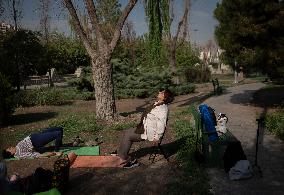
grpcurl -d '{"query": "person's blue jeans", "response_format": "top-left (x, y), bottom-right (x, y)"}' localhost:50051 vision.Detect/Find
top-left (30, 127), bottom-right (63, 153)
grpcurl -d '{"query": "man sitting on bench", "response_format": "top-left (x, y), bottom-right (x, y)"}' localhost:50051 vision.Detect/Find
top-left (2, 127), bottom-right (65, 159)
top-left (112, 89), bottom-right (174, 168)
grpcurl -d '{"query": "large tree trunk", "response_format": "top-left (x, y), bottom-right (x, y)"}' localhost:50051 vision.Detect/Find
top-left (92, 53), bottom-right (116, 120)
top-left (64, 0), bottom-right (137, 120)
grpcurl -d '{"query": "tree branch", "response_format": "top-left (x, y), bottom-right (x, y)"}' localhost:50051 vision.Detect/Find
top-left (173, 0), bottom-right (189, 47)
top-left (84, 0), bottom-right (107, 48)
top-left (63, 0), bottom-right (96, 59)
top-left (109, 0), bottom-right (138, 52)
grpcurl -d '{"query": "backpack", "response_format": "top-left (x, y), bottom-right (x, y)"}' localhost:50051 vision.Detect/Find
top-left (199, 104), bottom-right (218, 141)
top-left (51, 154), bottom-right (70, 192)
top-left (223, 141), bottom-right (247, 172)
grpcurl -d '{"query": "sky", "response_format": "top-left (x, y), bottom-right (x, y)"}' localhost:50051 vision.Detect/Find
top-left (2, 0), bottom-right (220, 46)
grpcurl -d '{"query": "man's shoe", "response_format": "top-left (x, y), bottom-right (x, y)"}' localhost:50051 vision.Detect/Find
top-left (123, 159), bottom-right (140, 169)
top-left (73, 136), bottom-right (84, 146)
top-left (110, 150), bottom-right (118, 156)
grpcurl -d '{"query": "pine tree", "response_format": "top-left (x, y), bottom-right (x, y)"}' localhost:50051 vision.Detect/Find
top-left (214, 0), bottom-right (284, 80)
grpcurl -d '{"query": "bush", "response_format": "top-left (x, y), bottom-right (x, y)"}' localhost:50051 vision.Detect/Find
top-left (184, 67), bottom-right (211, 83)
top-left (170, 84), bottom-right (195, 96)
top-left (15, 87), bottom-right (64, 107)
top-left (115, 69), bottom-right (195, 99)
top-left (0, 73), bottom-right (15, 124)
top-left (265, 110), bottom-right (284, 141)
top-left (67, 75), bottom-right (94, 92)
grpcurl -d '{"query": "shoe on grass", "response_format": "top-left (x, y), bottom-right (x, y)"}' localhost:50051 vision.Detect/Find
top-left (110, 150), bottom-right (118, 156)
top-left (73, 136), bottom-right (84, 146)
top-left (123, 159), bottom-right (140, 169)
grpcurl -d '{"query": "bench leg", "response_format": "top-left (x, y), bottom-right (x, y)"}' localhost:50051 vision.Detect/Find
top-left (149, 143), bottom-right (169, 163)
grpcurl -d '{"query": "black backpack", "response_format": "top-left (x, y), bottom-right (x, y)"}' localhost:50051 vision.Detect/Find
top-left (223, 141), bottom-right (247, 172)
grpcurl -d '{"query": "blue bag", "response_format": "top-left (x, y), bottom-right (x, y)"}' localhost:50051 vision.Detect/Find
top-left (199, 104), bottom-right (218, 142)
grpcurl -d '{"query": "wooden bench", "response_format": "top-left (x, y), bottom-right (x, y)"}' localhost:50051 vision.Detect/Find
top-left (190, 105), bottom-right (239, 167)
top-left (212, 78), bottom-right (222, 95)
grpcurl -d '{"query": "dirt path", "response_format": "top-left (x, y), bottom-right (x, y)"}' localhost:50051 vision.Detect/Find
top-left (203, 83), bottom-right (284, 194)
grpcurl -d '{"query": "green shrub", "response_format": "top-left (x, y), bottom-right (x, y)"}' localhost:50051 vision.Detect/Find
top-left (265, 110), bottom-right (284, 140)
top-left (67, 75), bottom-right (94, 92)
top-left (170, 84), bottom-right (195, 96)
top-left (184, 67), bottom-right (211, 83)
top-left (0, 73), bottom-right (15, 124)
top-left (59, 87), bottom-right (95, 101)
top-left (15, 87), bottom-right (64, 107)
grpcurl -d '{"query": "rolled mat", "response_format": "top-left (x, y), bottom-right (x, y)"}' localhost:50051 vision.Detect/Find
top-left (70, 156), bottom-right (124, 168)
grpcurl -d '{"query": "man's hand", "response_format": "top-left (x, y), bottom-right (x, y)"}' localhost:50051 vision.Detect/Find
top-left (152, 139), bottom-right (159, 146)
top-left (54, 152), bottom-right (63, 156)
top-left (39, 151), bottom-right (62, 158)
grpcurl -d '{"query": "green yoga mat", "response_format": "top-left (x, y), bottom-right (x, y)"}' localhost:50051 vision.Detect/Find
top-left (60, 146), bottom-right (100, 156)
top-left (5, 146), bottom-right (100, 161)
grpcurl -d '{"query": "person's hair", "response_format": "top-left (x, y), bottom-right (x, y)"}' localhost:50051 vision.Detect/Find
top-left (159, 88), bottom-right (174, 104)
top-left (2, 149), bottom-right (14, 159)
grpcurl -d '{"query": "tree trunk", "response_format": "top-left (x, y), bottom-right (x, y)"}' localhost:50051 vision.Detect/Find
top-left (92, 53), bottom-right (116, 120)
top-left (169, 44), bottom-right (180, 84)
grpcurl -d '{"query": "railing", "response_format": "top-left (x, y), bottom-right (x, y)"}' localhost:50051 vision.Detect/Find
top-left (22, 74), bottom-right (77, 86)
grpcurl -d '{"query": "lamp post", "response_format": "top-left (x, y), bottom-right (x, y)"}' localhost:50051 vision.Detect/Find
top-left (193, 29), bottom-right (198, 47)
top-left (234, 59), bottom-right (238, 84)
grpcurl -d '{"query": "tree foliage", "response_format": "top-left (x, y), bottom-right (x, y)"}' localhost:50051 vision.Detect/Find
top-left (0, 72), bottom-right (14, 124)
top-left (144, 0), bottom-right (169, 65)
top-left (95, 0), bottom-right (122, 41)
top-left (38, 33), bottom-right (90, 75)
top-left (214, 0), bottom-right (284, 80)
top-left (0, 30), bottom-right (43, 89)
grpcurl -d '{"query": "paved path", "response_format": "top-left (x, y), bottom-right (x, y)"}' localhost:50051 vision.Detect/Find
top-left (203, 82), bottom-right (284, 195)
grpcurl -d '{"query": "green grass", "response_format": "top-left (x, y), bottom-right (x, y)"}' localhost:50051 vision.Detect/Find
top-left (167, 107), bottom-right (210, 195)
top-left (265, 109), bottom-right (284, 141)
top-left (48, 112), bottom-right (103, 142)
top-left (106, 122), bottom-right (137, 131)
top-left (0, 109), bottom-right (136, 147)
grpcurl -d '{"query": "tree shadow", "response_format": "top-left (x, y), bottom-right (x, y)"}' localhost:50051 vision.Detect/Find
top-left (229, 90), bottom-right (256, 105)
top-left (177, 93), bottom-right (214, 107)
top-left (6, 112), bottom-right (58, 126)
top-left (119, 98), bottom-right (153, 117)
top-left (130, 137), bottom-right (187, 160)
top-left (251, 86), bottom-right (284, 108)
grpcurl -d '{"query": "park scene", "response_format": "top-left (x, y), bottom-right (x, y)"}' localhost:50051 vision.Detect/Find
top-left (0, 0), bottom-right (284, 194)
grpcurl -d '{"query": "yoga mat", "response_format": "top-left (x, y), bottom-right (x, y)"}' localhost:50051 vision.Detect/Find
top-left (71, 156), bottom-right (124, 168)
top-left (60, 146), bottom-right (100, 156)
top-left (5, 146), bottom-right (100, 161)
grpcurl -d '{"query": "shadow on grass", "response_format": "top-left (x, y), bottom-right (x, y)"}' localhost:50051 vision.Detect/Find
top-left (130, 137), bottom-right (187, 160)
top-left (252, 86), bottom-right (284, 108)
top-left (7, 112), bottom-right (58, 126)
top-left (119, 99), bottom-right (153, 117)
top-left (176, 93), bottom-right (214, 107)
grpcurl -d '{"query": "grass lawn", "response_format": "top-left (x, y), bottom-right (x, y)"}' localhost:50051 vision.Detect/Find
top-left (0, 93), bottom-right (211, 194)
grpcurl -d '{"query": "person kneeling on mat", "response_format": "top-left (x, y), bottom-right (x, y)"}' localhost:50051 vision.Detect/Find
top-left (2, 127), bottom-right (65, 159)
